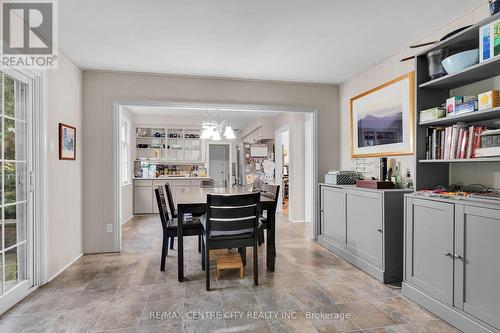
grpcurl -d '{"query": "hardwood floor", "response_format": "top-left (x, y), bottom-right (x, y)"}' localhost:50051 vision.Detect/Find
top-left (0, 214), bottom-right (459, 332)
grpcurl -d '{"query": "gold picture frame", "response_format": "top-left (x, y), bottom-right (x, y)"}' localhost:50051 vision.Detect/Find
top-left (350, 72), bottom-right (415, 158)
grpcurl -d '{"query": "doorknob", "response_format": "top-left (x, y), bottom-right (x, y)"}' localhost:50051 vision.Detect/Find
top-left (454, 254), bottom-right (463, 260)
top-left (377, 228), bottom-right (383, 233)
top-left (444, 251), bottom-right (453, 257)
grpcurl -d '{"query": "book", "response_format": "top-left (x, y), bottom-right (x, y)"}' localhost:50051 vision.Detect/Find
top-left (440, 130), bottom-right (445, 160)
top-left (450, 125), bottom-right (458, 159)
top-left (456, 128), bottom-right (465, 159)
top-left (466, 125), bottom-right (475, 158)
top-left (459, 130), bottom-right (469, 159)
top-left (444, 126), bottom-right (452, 159)
top-left (471, 127), bottom-right (485, 158)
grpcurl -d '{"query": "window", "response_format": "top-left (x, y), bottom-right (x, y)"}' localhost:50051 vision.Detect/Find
top-left (120, 119), bottom-right (130, 184)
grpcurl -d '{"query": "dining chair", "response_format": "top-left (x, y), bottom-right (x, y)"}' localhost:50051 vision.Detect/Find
top-left (258, 184), bottom-right (280, 246)
top-left (154, 186), bottom-right (202, 271)
top-left (164, 183), bottom-right (202, 252)
top-left (200, 192), bottom-right (261, 290)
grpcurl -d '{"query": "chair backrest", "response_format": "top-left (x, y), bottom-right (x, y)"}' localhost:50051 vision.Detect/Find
top-left (261, 183), bottom-right (280, 201)
top-left (164, 183), bottom-right (176, 217)
top-left (154, 186), bottom-right (171, 231)
top-left (206, 192), bottom-right (260, 237)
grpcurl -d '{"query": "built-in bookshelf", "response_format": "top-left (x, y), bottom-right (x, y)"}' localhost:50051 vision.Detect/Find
top-left (415, 12), bottom-right (500, 190)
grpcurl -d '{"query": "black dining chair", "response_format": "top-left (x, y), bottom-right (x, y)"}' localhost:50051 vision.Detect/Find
top-left (164, 183), bottom-right (202, 252)
top-left (258, 184), bottom-right (280, 246)
top-left (201, 192), bottom-right (261, 290)
top-left (154, 186), bottom-right (203, 271)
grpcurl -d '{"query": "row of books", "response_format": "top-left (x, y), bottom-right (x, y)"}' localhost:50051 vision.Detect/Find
top-left (425, 124), bottom-right (485, 160)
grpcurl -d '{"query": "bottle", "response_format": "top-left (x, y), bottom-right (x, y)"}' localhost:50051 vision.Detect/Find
top-left (393, 164), bottom-right (401, 188)
top-left (405, 169), bottom-right (413, 189)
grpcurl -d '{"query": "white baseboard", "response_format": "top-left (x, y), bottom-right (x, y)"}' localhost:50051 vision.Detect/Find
top-left (121, 214), bottom-right (134, 225)
top-left (46, 253), bottom-right (83, 283)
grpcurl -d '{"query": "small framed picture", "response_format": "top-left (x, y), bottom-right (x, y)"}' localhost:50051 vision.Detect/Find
top-left (59, 123), bottom-right (76, 160)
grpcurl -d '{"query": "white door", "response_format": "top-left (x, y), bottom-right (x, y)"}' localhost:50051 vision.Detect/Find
top-left (209, 144), bottom-right (229, 187)
top-left (0, 70), bottom-right (34, 312)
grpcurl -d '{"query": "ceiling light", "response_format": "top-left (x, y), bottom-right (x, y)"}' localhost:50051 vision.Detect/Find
top-left (201, 126), bottom-right (214, 139)
top-left (212, 131), bottom-right (221, 141)
top-left (224, 126), bottom-right (235, 139)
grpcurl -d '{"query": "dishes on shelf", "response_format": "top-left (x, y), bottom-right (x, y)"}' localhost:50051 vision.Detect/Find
top-left (441, 49), bottom-right (479, 74)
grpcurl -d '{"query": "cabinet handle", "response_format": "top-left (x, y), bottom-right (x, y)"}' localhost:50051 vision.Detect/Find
top-left (454, 254), bottom-right (463, 260)
top-left (320, 209), bottom-right (324, 213)
top-left (444, 251), bottom-right (453, 257)
top-left (377, 228), bottom-right (383, 233)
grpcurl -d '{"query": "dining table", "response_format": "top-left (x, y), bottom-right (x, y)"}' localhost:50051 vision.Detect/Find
top-left (175, 186), bottom-right (277, 282)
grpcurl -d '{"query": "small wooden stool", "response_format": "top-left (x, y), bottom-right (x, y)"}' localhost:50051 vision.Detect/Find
top-left (216, 253), bottom-right (244, 279)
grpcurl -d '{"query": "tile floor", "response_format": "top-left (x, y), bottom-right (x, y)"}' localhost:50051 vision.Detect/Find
top-left (0, 214), bottom-right (460, 333)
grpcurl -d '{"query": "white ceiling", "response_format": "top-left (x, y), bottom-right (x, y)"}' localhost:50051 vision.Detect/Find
top-left (124, 105), bottom-right (282, 130)
top-left (59, 0), bottom-right (484, 84)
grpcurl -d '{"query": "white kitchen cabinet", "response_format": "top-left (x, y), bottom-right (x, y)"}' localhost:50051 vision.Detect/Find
top-left (134, 187), bottom-right (153, 214)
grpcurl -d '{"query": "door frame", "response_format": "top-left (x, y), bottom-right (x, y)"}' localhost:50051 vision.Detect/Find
top-left (0, 67), bottom-right (46, 314)
top-left (274, 125), bottom-right (289, 214)
top-left (207, 142), bottom-right (232, 187)
top-left (112, 100), bottom-right (320, 252)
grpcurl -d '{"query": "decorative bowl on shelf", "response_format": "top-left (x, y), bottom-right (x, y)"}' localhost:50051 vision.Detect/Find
top-left (441, 49), bottom-right (479, 75)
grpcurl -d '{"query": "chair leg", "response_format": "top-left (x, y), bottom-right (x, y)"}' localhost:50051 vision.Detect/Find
top-left (258, 229), bottom-right (264, 245)
top-left (198, 235), bottom-right (201, 253)
top-left (160, 235), bottom-right (168, 271)
top-left (238, 248), bottom-right (247, 266)
top-left (201, 238), bottom-right (206, 271)
top-left (205, 244), bottom-right (210, 291)
top-left (253, 243), bottom-right (258, 286)
top-left (169, 236), bottom-right (174, 250)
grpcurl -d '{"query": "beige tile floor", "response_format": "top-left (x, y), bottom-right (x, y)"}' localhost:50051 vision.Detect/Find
top-left (0, 214), bottom-right (460, 333)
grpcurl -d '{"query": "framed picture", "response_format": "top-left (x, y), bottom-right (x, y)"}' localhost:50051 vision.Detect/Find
top-left (59, 123), bottom-right (76, 160)
top-left (350, 72), bottom-right (415, 158)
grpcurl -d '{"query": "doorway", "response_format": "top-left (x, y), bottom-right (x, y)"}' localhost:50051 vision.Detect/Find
top-left (208, 144), bottom-right (230, 187)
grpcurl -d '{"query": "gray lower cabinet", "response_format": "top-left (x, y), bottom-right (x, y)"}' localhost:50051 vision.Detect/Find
top-left (318, 184), bottom-right (411, 283)
top-left (403, 195), bottom-right (500, 333)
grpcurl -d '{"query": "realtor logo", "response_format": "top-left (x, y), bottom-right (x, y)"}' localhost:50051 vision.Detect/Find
top-left (1, 0), bottom-right (58, 68)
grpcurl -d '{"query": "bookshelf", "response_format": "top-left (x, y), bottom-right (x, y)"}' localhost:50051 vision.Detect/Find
top-left (414, 12), bottom-right (500, 190)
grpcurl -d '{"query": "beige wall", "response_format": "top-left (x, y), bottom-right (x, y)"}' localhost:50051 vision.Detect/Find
top-left (82, 71), bottom-right (339, 253)
top-left (339, 2), bottom-right (491, 181)
top-left (46, 53), bottom-right (83, 278)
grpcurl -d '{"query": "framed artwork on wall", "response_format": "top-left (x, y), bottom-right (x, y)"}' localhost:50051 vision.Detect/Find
top-left (350, 72), bottom-right (415, 158)
top-left (59, 123), bottom-right (76, 160)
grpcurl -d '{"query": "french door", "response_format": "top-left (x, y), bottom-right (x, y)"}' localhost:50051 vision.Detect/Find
top-left (0, 69), bottom-right (34, 312)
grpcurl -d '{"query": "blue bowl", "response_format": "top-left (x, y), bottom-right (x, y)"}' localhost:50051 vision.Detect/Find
top-left (441, 49), bottom-right (479, 74)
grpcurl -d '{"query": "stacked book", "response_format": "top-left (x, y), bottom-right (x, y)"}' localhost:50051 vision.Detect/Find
top-left (425, 124), bottom-right (486, 160)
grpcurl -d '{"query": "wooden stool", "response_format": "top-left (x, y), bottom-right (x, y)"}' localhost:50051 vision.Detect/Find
top-left (216, 253), bottom-right (244, 279)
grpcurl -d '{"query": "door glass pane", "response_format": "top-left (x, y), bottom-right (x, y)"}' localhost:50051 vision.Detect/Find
top-left (4, 203), bottom-right (27, 249)
top-left (4, 162), bottom-right (27, 205)
top-left (3, 75), bottom-right (15, 118)
top-left (5, 244), bottom-right (26, 292)
top-left (5, 118), bottom-right (27, 161)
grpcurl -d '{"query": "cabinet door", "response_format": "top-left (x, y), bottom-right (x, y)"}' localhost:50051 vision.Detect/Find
top-left (454, 205), bottom-right (500, 329)
top-left (134, 187), bottom-right (153, 214)
top-left (405, 198), bottom-right (454, 305)
top-left (320, 186), bottom-right (346, 247)
top-left (346, 191), bottom-right (383, 268)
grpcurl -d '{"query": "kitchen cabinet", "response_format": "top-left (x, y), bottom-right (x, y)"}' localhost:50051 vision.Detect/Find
top-left (133, 178), bottom-right (208, 214)
top-left (318, 184), bottom-right (411, 283)
top-left (243, 126), bottom-right (274, 143)
top-left (134, 187), bottom-right (154, 214)
top-left (403, 194), bottom-right (500, 333)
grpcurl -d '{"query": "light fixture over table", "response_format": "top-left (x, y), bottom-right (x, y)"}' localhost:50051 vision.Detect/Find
top-left (201, 120), bottom-right (235, 140)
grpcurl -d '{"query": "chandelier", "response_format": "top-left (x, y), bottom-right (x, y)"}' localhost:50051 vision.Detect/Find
top-left (201, 120), bottom-right (235, 140)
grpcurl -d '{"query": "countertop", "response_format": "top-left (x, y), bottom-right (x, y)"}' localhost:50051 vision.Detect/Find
top-left (133, 176), bottom-right (212, 180)
top-left (319, 183), bottom-right (414, 193)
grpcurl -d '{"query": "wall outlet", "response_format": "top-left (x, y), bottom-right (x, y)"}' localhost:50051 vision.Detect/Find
top-left (106, 224), bottom-right (113, 233)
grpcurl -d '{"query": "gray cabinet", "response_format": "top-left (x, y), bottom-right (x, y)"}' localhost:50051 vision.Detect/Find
top-left (320, 186), bottom-right (346, 247)
top-left (134, 187), bottom-right (153, 214)
top-left (405, 198), bottom-right (454, 306)
top-left (455, 205), bottom-right (500, 330)
top-left (403, 194), bottom-right (500, 333)
top-left (318, 184), bottom-right (411, 283)
top-left (346, 190), bottom-right (383, 268)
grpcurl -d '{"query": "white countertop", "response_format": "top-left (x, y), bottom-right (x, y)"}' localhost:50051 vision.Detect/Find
top-left (134, 176), bottom-right (212, 180)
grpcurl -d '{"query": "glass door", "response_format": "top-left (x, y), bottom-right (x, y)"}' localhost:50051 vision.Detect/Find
top-left (0, 70), bottom-right (33, 309)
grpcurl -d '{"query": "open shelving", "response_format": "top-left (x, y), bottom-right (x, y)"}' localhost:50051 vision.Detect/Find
top-left (414, 12), bottom-right (500, 190)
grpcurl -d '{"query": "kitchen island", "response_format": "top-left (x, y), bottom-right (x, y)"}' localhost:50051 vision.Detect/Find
top-left (133, 176), bottom-right (212, 214)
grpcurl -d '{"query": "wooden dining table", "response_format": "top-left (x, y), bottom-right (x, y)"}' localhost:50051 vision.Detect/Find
top-left (175, 186), bottom-right (277, 282)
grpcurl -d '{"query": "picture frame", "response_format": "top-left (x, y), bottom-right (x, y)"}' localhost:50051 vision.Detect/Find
top-left (350, 72), bottom-right (415, 158)
top-left (59, 123), bottom-right (76, 160)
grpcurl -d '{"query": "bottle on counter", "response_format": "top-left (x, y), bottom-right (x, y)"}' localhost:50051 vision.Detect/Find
top-left (392, 163), bottom-right (401, 188)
